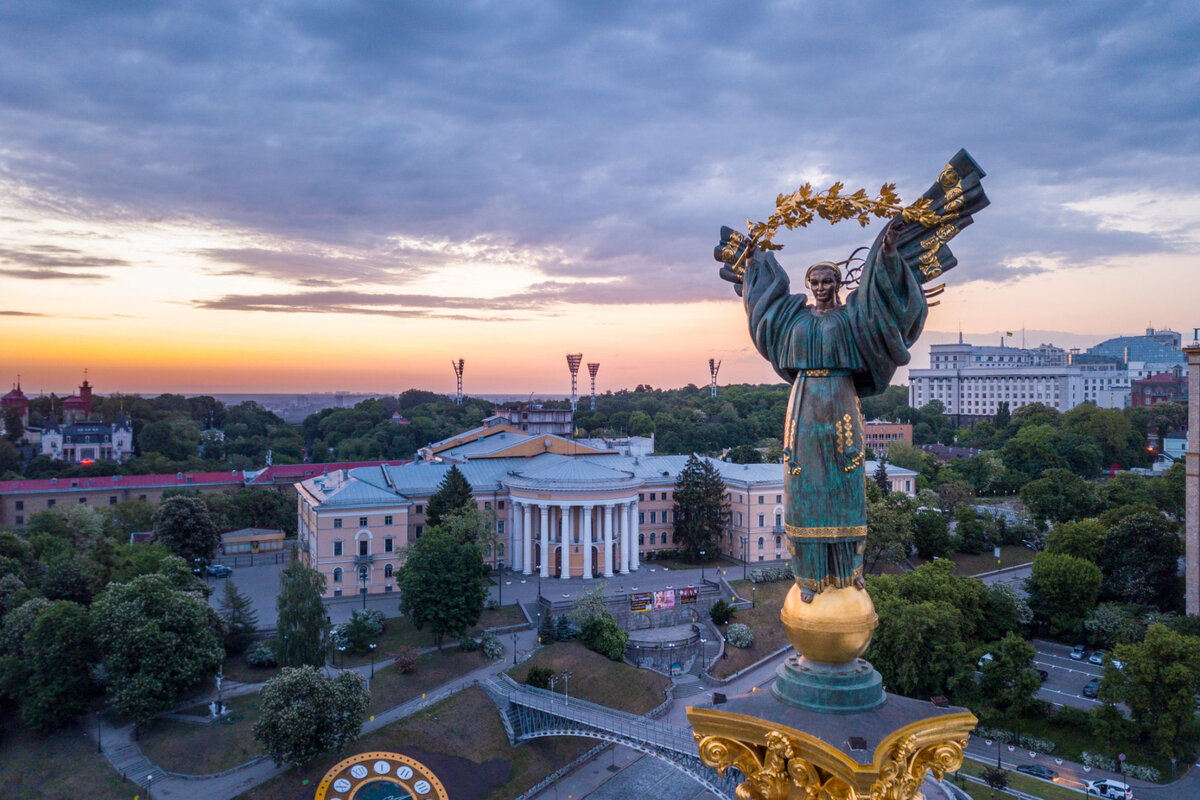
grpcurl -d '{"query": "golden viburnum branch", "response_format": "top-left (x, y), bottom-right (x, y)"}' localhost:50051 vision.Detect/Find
top-left (745, 182), bottom-right (943, 251)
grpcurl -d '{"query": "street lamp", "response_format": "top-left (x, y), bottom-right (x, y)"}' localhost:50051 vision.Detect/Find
top-left (146, 774), bottom-right (154, 800)
top-left (369, 643), bottom-right (377, 679)
top-left (512, 633), bottom-right (519, 665)
top-left (699, 550), bottom-right (706, 584)
top-left (751, 585), bottom-right (756, 609)
top-left (337, 645), bottom-right (347, 670)
top-left (360, 568), bottom-right (368, 609)
top-left (561, 669), bottom-right (572, 705)
top-left (739, 536), bottom-right (747, 581)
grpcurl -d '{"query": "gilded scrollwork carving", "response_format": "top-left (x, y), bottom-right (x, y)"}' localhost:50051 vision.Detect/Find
top-left (869, 734), bottom-right (967, 800)
top-left (697, 730), bottom-right (867, 800)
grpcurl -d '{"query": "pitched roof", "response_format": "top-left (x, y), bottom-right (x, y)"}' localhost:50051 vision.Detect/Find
top-left (246, 460), bottom-right (407, 485)
top-left (0, 470), bottom-right (244, 494)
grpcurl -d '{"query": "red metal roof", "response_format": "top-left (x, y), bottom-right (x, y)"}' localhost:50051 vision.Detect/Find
top-left (0, 470), bottom-right (244, 494)
top-left (247, 460), bottom-right (409, 484)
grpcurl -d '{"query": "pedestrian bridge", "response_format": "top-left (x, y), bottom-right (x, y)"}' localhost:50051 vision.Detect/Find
top-left (480, 675), bottom-right (741, 798)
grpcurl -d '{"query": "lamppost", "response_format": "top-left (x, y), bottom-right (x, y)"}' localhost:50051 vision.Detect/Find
top-left (699, 550), bottom-right (706, 584)
top-left (146, 774), bottom-right (154, 800)
top-left (739, 536), bottom-right (748, 580)
top-left (369, 643), bottom-right (377, 679)
top-left (337, 645), bottom-right (347, 670)
top-left (95, 710), bottom-right (102, 753)
top-left (496, 549), bottom-right (503, 606)
top-left (512, 633), bottom-right (519, 665)
top-left (751, 585), bottom-right (756, 609)
top-left (360, 568), bottom-right (368, 610)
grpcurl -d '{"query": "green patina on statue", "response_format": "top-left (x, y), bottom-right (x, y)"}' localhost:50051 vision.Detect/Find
top-left (716, 149), bottom-right (989, 605)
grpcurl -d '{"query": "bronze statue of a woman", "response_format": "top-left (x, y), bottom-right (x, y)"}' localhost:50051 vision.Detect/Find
top-left (714, 150), bottom-right (988, 683)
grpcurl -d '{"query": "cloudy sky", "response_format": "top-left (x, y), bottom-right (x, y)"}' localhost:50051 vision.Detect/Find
top-left (1, 0), bottom-right (1196, 394)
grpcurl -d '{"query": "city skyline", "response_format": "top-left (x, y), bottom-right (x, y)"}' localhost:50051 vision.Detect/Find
top-left (2, 2), bottom-right (1197, 393)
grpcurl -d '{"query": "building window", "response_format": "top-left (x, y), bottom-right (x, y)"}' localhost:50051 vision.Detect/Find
top-left (334, 588), bottom-right (342, 597)
top-left (334, 518), bottom-right (343, 529)
top-left (758, 496), bottom-right (764, 504)
top-left (14, 501), bottom-right (22, 510)
top-left (638, 493), bottom-right (644, 502)
top-left (497, 520), bottom-right (505, 534)
top-left (47, 499), bottom-right (55, 508)
top-left (79, 497), bottom-right (87, 504)
top-left (737, 512), bottom-right (743, 526)
top-left (15, 516), bottom-right (23, 525)
top-left (649, 511), bottom-right (657, 523)
top-left (359, 540), bottom-right (369, 556)
top-left (385, 515), bottom-right (393, 525)
top-left (333, 567), bottom-right (343, 583)
top-left (139, 494), bottom-right (147, 501)
top-left (638, 533), bottom-right (645, 545)
top-left (359, 565), bottom-right (368, 583)
top-left (776, 495), bottom-right (781, 503)
top-left (415, 525), bottom-right (423, 538)
top-left (385, 564), bottom-right (393, 578)
top-left (359, 517), bottom-right (368, 527)
top-left (758, 536), bottom-right (764, 548)
top-left (775, 535), bottom-right (782, 547)
top-left (385, 537), bottom-right (394, 553)
top-left (775, 513), bottom-right (781, 527)
top-left (415, 504), bottom-right (423, 514)
top-left (498, 500), bottom-right (505, 510)
top-left (639, 512), bottom-right (645, 524)
top-left (649, 492), bottom-right (656, 501)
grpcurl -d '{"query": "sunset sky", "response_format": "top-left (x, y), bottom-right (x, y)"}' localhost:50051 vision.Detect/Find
top-left (1, 2), bottom-right (1197, 396)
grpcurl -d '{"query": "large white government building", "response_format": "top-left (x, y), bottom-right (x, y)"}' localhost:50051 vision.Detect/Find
top-left (295, 418), bottom-right (917, 598)
top-left (908, 329), bottom-right (1188, 420)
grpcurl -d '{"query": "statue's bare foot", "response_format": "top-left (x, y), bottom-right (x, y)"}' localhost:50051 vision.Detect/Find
top-left (854, 576), bottom-right (866, 589)
top-left (800, 589), bottom-right (814, 603)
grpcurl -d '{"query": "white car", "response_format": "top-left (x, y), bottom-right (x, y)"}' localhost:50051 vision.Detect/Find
top-left (1086, 779), bottom-right (1133, 799)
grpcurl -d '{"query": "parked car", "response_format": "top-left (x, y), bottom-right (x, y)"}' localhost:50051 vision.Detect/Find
top-left (1088, 649), bottom-right (1107, 666)
top-left (1069, 644), bottom-right (1088, 660)
top-left (1082, 677), bottom-right (1101, 698)
top-left (207, 564), bottom-right (234, 578)
top-left (1016, 764), bottom-right (1058, 781)
top-left (1086, 778), bottom-right (1133, 798)
top-left (1036, 668), bottom-right (1049, 683)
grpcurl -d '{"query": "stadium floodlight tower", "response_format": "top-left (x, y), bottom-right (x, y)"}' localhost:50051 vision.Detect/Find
top-left (709, 358), bottom-right (721, 398)
top-left (566, 354), bottom-right (583, 411)
top-left (451, 359), bottom-right (465, 405)
top-left (587, 363), bottom-right (600, 411)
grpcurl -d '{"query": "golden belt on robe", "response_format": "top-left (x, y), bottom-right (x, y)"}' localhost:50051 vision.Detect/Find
top-left (785, 524), bottom-right (868, 539)
top-left (796, 368), bottom-right (851, 377)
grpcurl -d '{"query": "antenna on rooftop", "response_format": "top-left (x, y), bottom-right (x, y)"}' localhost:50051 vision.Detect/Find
top-left (586, 363), bottom-right (600, 411)
top-left (566, 354), bottom-right (583, 411)
top-left (451, 359), bottom-right (465, 405)
top-left (709, 358), bottom-right (721, 398)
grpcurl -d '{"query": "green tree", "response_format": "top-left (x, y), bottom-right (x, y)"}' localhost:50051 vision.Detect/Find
top-left (979, 632), bottom-right (1040, 724)
top-left (672, 455), bottom-right (729, 562)
top-left (864, 492), bottom-right (914, 573)
top-left (275, 562), bottom-right (329, 667)
top-left (217, 580), bottom-right (259, 653)
top-left (253, 666), bottom-right (369, 767)
top-left (952, 506), bottom-right (992, 555)
top-left (1044, 518), bottom-right (1104, 563)
top-left (628, 410), bottom-right (655, 437)
top-left (425, 465), bottom-right (473, 529)
top-left (725, 444), bottom-right (763, 464)
top-left (152, 494), bottom-right (221, 566)
top-left (1105, 624), bottom-right (1200, 759)
top-left (1097, 511), bottom-right (1181, 609)
top-left (911, 509), bottom-right (951, 559)
top-left (396, 530), bottom-right (485, 649)
top-left (0, 600), bottom-right (95, 731)
top-left (865, 595), bottom-right (971, 700)
top-left (1020, 468), bottom-right (1096, 523)
top-left (90, 572), bottom-right (223, 728)
top-left (1025, 552), bottom-right (1102, 638)
top-left (579, 613), bottom-right (629, 661)
top-left (873, 458), bottom-right (891, 496)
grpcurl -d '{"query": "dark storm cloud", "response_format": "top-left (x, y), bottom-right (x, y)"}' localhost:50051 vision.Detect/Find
top-left (0, 245), bottom-right (130, 270)
top-left (1, 0), bottom-right (1196, 302)
top-left (0, 268), bottom-right (109, 280)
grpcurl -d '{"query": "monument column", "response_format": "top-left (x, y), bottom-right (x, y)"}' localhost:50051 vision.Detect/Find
top-left (582, 505), bottom-right (593, 579)
top-left (522, 502), bottom-right (534, 575)
top-left (538, 505), bottom-right (550, 579)
top-left (560, 504), bottom-right (572, 580)
top-left (602, 503), bottom-right (614, 578)
top-left (1185, 338), bottom-right (1200, 616)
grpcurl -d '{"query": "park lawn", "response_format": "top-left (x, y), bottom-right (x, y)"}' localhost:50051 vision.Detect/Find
top-left (367, 648), bottom-right (492, 715)
top-left (138, 693), bottom-right (264, 775)
top-left (709, 579), bottom-right (792, 679)
top-left (650, 555), bottom-right (739, 572)
top-left (339, 604), bottom-right (528, 667)
top-left (221, 648), bottom-right (282, 684)
top-left (507, 641), bottom-right (672, 714)
top-left (0, 713), bottom-right (131, 800)
top-left (957, 758), bottom-right (1084, 800)
top-left (235, 687), bottom-right (592, 800)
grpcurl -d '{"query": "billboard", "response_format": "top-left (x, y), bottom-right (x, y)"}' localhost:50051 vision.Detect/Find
top-left (653, 589), bottom-right (676, 610)
top-left (679, 587), bottom-right (698, 604)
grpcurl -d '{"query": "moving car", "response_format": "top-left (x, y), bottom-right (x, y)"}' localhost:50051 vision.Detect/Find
top-left (206, 564), bottom-right (234, 578)
top-left (1069, 644), bottom-right (1088, 660)
top-left (1016, 764), bottom-right (1058, 781)
top-left (977, 653), bottom-right (993, 669)
top-left (1086, 778), bottom-right (1133, 798)
top-left (1082, 677), bottom-right (1101, 698)
top-left (1036, 668), bottom-right (1049, 683)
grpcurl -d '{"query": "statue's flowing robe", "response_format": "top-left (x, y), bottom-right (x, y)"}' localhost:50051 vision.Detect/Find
top-left (736, 150), bottom-right (989, 593)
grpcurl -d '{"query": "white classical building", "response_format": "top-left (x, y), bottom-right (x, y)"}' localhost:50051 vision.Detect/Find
top-left (294, 425), bottom-right (917, 598)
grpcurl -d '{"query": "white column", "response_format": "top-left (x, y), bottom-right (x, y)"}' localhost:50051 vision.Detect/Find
top-left (582, 505), bottom-right (593, 579)
top-left (522, 502), bottom-right (533, 575)
top-left (624, 501), bottom-right (633, 575)
top-left (560, 504), bottom-right (572, 579)
top-left (603, 504), bottom-right (614, 578)
top-left (630, 500), bottom-right (641, 570)
top-left (539, 505), bottom-right (550, 579)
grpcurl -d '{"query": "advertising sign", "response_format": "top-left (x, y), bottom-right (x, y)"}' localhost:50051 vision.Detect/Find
top-left (630, 592), bottom-right (652, 613)
top-left (679, 587), bottom-right (698, 604)
top-left (653, 589), bottom-right (676, 610)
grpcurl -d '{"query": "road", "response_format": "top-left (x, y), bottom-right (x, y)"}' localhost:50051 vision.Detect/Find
top-left (1032, 639), bottom-right (1113, 712)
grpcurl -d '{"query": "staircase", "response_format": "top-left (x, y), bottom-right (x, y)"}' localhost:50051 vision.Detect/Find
top-left (105, 741), bottom-right (169, 787)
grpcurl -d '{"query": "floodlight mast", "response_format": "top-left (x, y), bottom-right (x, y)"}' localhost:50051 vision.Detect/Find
top-left (566, 354), bottom-right (583, 411)
top-left (709, 358), bottom-right (721, 398)
top-left (587, 363), bottom-right (600, 411)
top-left (451, 359), bottom-right (465, 405)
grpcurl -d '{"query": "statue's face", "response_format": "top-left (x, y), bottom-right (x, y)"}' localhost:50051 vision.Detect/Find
top-left (809, 269), bottom-right (840, 307)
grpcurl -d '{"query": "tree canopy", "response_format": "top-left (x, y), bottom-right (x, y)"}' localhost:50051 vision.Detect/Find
top-left (152, 494), bottom-right (221, 566)
top-left (396, 529), bottom-right (485, 649)
top-left (253, 666), bottom-right (369, 767)
top-left (671, 455), bottom-right (729, 562)
top-left (275, 562), bottom-right (329, 668)
top-left (425, 465), bottom-right (474, 530)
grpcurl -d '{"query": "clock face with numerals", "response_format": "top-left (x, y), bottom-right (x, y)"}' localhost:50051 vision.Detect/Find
top-left (314, 752), bottom-right (448, 800)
